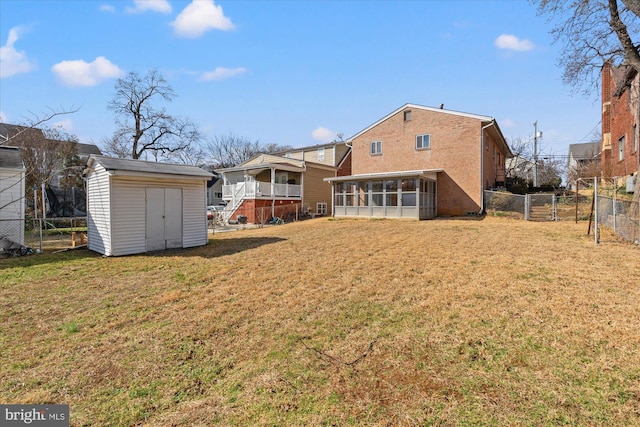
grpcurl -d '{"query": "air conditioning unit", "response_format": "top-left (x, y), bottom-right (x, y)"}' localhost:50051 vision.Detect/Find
top-left (627, 175), bottom-right (637, 193)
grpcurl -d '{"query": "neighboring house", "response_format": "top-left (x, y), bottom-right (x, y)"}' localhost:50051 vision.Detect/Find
top-left (506, 155), bottom-right (535, 184)
top-left (0, 122), bottom-right (102, 214)
top-left (324, 103), bottom-right (512, 218)
top-left (83, 155), bottom-right (212, 256)
top-left (206, 174), bottom-right (224, 206)
top-left (0, 146), bottom-right (26, 246)
top-left (566, 142), bottom-right (601, 190)
top-left (215, 142), bottom-right (350, 223)
top-left (602, 62), bottom-right (640, 191)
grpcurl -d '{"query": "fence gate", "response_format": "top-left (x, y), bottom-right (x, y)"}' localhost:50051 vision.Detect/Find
top-left (526, 194), bottom-right (557, 222)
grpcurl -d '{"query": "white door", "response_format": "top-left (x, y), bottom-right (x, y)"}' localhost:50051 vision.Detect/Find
top-left (146, 188), bottom-right (183, 251)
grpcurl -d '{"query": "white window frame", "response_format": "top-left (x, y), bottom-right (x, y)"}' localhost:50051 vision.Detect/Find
top-left (370, 140), bottom-right (382, 155)
top-left (317, 147), bottom-right (325, 162)
top-left (416, 134), bottom-right (430, 150)
top-left (619, 135), bottom-right (625, 161)
top-left (317, 202), bottom-right (327, 214)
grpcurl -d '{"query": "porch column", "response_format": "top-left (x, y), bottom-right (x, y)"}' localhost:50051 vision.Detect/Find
top-left (271, 167), bottom-right (276, 218)
top-left (300, 172), bottom-right (305, 213)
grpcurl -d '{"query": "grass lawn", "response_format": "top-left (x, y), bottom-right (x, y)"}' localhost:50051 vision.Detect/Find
top-left (1, 216), bottom-right (639, 426)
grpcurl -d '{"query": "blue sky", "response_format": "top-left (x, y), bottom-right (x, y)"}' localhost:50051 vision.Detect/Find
top-left (0, 0), bottom-right (601, 161)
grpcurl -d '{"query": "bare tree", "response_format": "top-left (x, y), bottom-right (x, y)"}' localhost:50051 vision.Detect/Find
top-left (107, 69), bottom-right (201, 160)
top-left (0, 106), bottom-right (80, 146)
top-left (535, 0), bottom-right (640, 203)
top-left (5, 125), bottom-right (79, 215)
top-left (206, 132), bottom-right (293, 169)
top-left (534, 0), bottom-right (640, 94)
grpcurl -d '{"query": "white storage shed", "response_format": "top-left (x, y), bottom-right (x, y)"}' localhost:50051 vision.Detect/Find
top-left (0, 146), bottom-right (26, 247)
top-left (84, 155), bottom-right (213, 256)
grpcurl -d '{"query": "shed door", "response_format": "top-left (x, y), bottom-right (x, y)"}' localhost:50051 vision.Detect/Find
top-left (146, 188), bottom-right (183, 252)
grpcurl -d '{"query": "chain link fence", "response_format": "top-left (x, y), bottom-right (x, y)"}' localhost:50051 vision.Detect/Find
top-left (0, 217), bottom-right (87, 257)
top-left (485, 183), bottom-right (640, 244)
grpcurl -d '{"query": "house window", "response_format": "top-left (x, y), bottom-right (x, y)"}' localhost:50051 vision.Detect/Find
top-left (370, 140), bottom-right (382, 155)
top-left (619, 136), bottom-right (625, 161)
top-left (385, 179), bottom-right (398, 206)
top-left (215, 192), bottom-right (222, 198)
top-left (318, 147), bottom-right (325, 162)
top-left (285, 152), bottom-right (292, 158)
top-left (401, 178), bottom-right (417, 206)
top-left (275, 173), bottom-right (288, 184)
top-left (416, 134), bottom-right (430, 150)
top-left (334, 182), bottom-right (344, 206)
top-left (371, 180), bottom-right (383, 206)
top-left (358, 182), bottom-right (369, 206)
top-left (317, 202), bottom-right (327, 214)
top-left (345, 182), bottom-right (356, 206)
top-left (404, 110), bottom-right (412, 121)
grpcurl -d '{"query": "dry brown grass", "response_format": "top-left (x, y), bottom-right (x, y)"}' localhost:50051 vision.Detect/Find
top-left (1, 216), bottom-right (640, 426)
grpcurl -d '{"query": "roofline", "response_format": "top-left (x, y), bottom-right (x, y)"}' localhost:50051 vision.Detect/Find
top-left (268, 140), bottom-right (349, 155)
top-left (85, 155), bottom-right (213, 179)
top-left (324, 169), bottom-right (444, 182)
top-left (215, 162), bottom-right (306, 174)
top-left (346, 103), bottom-right (496, 141)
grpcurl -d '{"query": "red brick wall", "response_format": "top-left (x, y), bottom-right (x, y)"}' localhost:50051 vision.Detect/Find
top-left (232, 199), bottom-right (301, 224)
top-left (350, 107), bottom-right (505, 215)
top-left (602, 64), bottom-right (640, 179)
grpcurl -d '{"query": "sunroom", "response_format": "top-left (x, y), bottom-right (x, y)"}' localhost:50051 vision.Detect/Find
top-left (324, 170), bottom-right (440, 219)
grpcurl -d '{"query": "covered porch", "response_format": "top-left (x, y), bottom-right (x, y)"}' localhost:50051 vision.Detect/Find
top-left (324, 169), bottom-right (441, 220)
top-left (216, 159), bottom-right (305, 222)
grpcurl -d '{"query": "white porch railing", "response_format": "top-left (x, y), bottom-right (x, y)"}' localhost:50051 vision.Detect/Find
top-left (222, 182), bottom-right (301, 199)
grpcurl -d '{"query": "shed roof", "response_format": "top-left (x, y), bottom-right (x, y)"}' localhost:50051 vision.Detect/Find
top-left (86, 155), bottom-right (213, 179)
top-left (0, 146), bottom-right (25, 170)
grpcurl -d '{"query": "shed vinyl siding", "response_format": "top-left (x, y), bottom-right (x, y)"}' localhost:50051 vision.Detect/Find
top-left (109, 178), bottom-right (207, 255)
top-left (182, 180), bottom-right (208, 248)
top-left (110, 180), bottom-right (147, 256)
top-left (0, 167), bottom-right (25, 245)
top-left (86, 163), bottom-right (112, 255)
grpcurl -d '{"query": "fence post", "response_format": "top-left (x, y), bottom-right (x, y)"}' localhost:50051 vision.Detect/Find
top-left (613, 182), bottom-right (617, 233)
top-left (594, 177), bottom-right (599, 244)
top-left (524, 194), bottom-right (530, 221)
top-left (37, 218), bottom-right (43, 254)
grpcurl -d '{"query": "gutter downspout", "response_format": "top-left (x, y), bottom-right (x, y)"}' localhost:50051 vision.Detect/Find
top-left (480, 120), bottom-right (495, 215)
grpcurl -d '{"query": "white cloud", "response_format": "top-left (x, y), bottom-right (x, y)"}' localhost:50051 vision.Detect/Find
top-left (99, 4), bottom-right (116, 13)
top-left (52, 56), bottom-right (124, 87)
top-left (53, 118), bottom-right (73, 131)
top-left (199, 66), bottom-right (246, 81)
top-left (312, 127), bottom-right (335, 143)
top-left (501, 118), bottom-right (516, 128)
top-left (172, 0), bottom-right (235, 38)
top-left (0, 26), bottom-right (36, 78)
top-left (495, 34), bottom-right (535, 52)
top-left (126, 0), bottom-right (172, 14)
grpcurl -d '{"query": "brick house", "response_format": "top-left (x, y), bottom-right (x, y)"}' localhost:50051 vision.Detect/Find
top-left (324, 104), bottom-right (511, 218)
top-left (601, 62), bottom-right (640, 190)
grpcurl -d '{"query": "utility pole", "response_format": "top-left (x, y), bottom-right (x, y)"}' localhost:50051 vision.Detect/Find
top-left (533, 121), bottom-right (538, 188)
